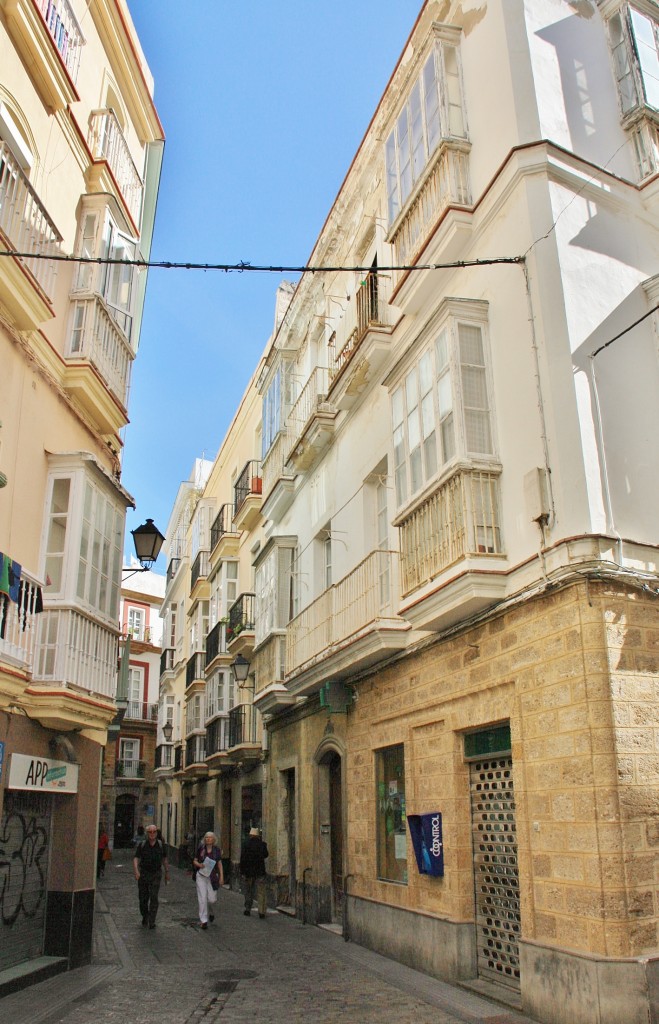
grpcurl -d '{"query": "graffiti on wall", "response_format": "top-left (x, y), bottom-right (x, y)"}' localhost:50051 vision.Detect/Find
top-left (0, 806), bottom-right (48, 926)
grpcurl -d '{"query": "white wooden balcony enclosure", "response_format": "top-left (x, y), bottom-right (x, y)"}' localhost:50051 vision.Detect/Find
top-left (0, 140), bottom-right (62, 309)
top-left (32, 607), bottom-right (118, 699)
top-left (67, 296), bottom-right (133, 408)
top-left (285, 549), bottom-right (410, 691)
top-left (88, 109), bottom-right (143, 225)
top-left (397, 467), bottom-right (507, 632)
top-left (388, 141), bottom-right (471, 288)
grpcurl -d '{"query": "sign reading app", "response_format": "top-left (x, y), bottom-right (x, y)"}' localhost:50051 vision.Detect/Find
top-left (8, 753), bottom-right (79, 793)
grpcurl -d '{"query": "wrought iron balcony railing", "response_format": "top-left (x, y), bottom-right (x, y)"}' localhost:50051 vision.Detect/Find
top-left (0, 140), bottom-right (62, 304)
top-left (227, 593), bottom-right (255, 644)
top-left (228, 703), bottom-right (259, 748)
top-left (191, 550), bottom-right (210, 591)
top-left (398, 468), bottom-right (503, 596)
top-left (88, 109), bottom-right (143, 225)
top-left (186, 652), bottom-right (205, 688)
top-left (205, 620), bottom-right (228, 667)
top-left (166, 557), bottom-right (181, 586)
top-left (160, 647), bottom-right (175, 676)
top-left (155, 744), bottom-right (173, 769)
top-left (205, 715), bottom-right (230, 756)
top-left (35, 0), bottom-right (85, 82)
top-left (234, 460), bottom-right (262, 517)
top-left (210, 503), bottom-right (236, 551)
top-left (185, 735), bottom-right (206, 766)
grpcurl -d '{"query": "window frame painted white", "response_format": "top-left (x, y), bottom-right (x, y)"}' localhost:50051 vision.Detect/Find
top-left (385, 24), bottom-right (467, 226)
top-left (388, 298), bottom-right (496, 513)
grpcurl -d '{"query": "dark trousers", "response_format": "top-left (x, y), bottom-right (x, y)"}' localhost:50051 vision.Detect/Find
top-left (138, 873), bottom-right (162, 924)
top-left (243, 875), bottom-right (267, 915)
top-left (97, 849), bottom-right (105, 878)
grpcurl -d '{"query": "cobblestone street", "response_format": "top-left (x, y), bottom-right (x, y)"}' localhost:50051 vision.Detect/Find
top-left (1, 860), bottom-right (538, 1024)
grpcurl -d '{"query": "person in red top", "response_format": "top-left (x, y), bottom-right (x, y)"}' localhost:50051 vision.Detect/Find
top-left (97, 825), bottom-right (109, 879)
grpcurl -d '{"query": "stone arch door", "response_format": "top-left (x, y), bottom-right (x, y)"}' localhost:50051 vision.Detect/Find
top-left (316, 742), bottom-right (344, 925)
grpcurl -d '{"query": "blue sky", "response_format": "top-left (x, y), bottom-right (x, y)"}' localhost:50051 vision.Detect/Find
top-left (122, 3), bottom-right (419, 567)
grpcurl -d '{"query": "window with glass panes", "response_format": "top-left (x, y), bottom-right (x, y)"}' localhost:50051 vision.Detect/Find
top-left (608, 6), bottom-right (659, 114)
top-left (392, 308), bottom-right (493, 508)
top-left (376, 744), bottom-right (407, 883)
top-left (76, 478), bottom-right (123, 620)
top-left (385, 31), bottom-right (466, 224)
top-left (255, 542), bottom-right (297, 644)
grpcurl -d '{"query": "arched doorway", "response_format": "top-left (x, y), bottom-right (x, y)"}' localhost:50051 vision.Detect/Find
top-left (315, 740), bottom-right (344, 925)
top-left (114, 793), bottom-right (136, 847)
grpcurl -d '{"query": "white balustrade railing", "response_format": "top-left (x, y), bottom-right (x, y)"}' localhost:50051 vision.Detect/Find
top-left (88, 109), bottom-right (143, 224)
top-left (0, 569), bottom-right (43, 672)
top-left (398, 469), bottom-right (503, 595)
top-left (286, 549), bottom-right (399, 676)
top-left (0, 141), bottom-right (62, 303)
top-left (262, 428), bottom-right (293, 498)
top-left (35, 0), bottom-right (85, 82)
top-left (68, 296), bottom-right (133, 407)
top-left (389, 142), bottom-right (471, 286)
top-left (33, 607), bottom-right (118, 699)
top-left (285, 367), bottom-right (330, 461)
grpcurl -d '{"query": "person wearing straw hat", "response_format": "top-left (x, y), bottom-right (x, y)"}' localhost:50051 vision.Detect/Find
top-left (240, 826), bottom-right (269, 918)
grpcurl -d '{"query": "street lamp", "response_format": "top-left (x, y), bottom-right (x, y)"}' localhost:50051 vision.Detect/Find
top-left (231, 654), bottom-right (251, 687)
top-left (122, 518), bottom-right (165, 579)
top-left (162, 720), bottom-right (173, 742)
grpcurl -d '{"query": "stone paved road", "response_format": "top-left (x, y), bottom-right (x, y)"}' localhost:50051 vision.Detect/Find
top-left (1, 858), bottom-right (539, 1024)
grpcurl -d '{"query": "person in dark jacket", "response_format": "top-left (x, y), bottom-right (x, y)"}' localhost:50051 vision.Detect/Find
top-left (133, 825), bottom-right (169, 928)
top-left (240, 827), bottom-right (268, 918)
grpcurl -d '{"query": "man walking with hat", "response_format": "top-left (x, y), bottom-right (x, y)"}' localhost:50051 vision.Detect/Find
top-left (240, 826), bottom-right (269, 918)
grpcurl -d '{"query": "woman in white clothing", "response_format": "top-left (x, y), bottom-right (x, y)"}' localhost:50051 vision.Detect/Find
top-left (192, 831), bottom-right (224, 929)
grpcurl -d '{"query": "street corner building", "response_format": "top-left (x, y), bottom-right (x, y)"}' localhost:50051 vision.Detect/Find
top-left (0, 0), bottom-right (163, 991)
top-left (155, 4), bottom-right (659, 1024)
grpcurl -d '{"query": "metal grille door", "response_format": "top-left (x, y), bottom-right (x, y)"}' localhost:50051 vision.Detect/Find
top-left (470, 757), bottom-right (520, 991)
top-left (0, 789), bottom-right (51, 971)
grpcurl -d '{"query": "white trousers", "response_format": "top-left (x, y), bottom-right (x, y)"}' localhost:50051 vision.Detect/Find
top-left (196, 873), bottom-right (217, 924)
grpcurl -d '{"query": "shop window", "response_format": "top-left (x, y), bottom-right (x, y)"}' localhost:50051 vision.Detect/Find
top-left (376, 743), bottom-right (407, 883)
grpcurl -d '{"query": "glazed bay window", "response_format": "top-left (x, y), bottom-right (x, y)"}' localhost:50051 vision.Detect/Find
top-left (262, 358), bottom-right (296, 458)
top-left (206, 669), bottom-right (234, 720)
top-left (376, 744), bottom-right (407, 884)
top-left (392, 301), bottom-right (494, 509)
top-left (608, 5), bottom-right (659, 115)
top-left (606, 5), bottom-right (659, 177)
top-left (254, 540), bottom-right (297, 645)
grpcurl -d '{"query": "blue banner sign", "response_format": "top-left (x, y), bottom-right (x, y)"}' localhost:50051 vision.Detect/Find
top-left (407, 812), bottom-right (444, 877)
